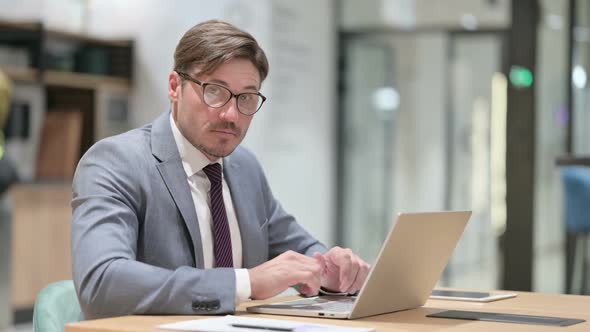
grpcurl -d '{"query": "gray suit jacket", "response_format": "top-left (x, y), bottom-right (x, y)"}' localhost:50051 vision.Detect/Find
top-left (71, 111), bottom-right (327, 319)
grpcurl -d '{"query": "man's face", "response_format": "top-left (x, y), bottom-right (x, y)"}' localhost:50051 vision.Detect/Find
top-left (168, 58), bottom-right (261, 161)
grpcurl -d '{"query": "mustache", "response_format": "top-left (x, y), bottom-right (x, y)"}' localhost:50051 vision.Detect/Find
top-left (210, 122), bottom-right (240, 135)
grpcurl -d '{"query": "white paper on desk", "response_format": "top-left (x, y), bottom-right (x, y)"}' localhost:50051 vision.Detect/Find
top-left (158, 315), bottom-right (374, 332)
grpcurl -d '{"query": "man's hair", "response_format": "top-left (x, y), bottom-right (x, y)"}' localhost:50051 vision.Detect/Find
top-left (174, 19), bottom-right (269, 82)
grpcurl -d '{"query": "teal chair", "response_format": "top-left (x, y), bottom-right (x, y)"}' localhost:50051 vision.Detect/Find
top-left (562, 166), bottom-right (590, 294)
top-left (33, 280), bottom-right (81, 332)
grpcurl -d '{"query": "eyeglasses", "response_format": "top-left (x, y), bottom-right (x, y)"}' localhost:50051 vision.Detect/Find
top-left (176, 71), bottom-right (266, 115)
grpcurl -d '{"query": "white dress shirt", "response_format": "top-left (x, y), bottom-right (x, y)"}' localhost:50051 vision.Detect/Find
top-left (170, 115), bottom-right (251, 305)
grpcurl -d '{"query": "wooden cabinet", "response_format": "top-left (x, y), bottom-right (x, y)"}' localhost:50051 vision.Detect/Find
top-left (1, 18), bottom-right (133, 314)
top-left (10, 183), bottom-right (73, 310)
top-left (0, 19), bottom-right (133, 86)
top-left (1, 18), bottom-right (133, 180)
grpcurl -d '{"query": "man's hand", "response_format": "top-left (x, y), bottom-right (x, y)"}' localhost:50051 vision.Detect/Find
top-left (249, 250), bottom-right (322, 299)
top-left (314, 247), bottom-right (371, 294)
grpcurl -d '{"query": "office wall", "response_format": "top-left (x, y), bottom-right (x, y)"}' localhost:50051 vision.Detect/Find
top-left (341, 0), bottom-right (510, 29)
top-left (415, 0), bottom-right (510, 28)
top-left (248, 1), bottom-right (336, 247)
top-left (0, 0), bottom-right (43, 21)
top-left (87, 0), bottom-right (336, 246)
top-left (0, 0), bottom-right (337, 246)
top-left (392, 34), bottom-right (447, 214)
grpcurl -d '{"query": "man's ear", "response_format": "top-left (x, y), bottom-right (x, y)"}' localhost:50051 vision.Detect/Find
top-left (168, 71), bottom-right (181, 102)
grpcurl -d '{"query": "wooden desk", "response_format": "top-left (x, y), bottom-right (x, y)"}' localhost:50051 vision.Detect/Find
top-left (66, 292), bottom-right (590, 332)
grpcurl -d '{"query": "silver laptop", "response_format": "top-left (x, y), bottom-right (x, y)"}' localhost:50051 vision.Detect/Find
top-left (247, 211), bottom-right (471, 319)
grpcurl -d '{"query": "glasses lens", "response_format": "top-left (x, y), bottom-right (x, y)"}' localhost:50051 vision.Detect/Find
top-left (237, 93), bottom-right (262, 115)
top-left (203, 84), bottom-right (231, 107)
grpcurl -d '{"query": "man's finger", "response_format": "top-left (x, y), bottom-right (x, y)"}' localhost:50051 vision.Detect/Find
top-left (335, 250), bottom-right (355, 291)
top-left (300, 284), bottom-right (312, 297)
top-left (313, 252), bottom-right (326, 269)
top-left (288, 250), bottom-right (321, 265)
top-left (347, 258), bottom-right (370, 294)
top-left (341, 261), bottom-right (360, 291)
top-left (300, 268), bottom-right (321, 296)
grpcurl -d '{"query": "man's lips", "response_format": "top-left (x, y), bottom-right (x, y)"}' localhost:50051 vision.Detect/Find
top-left (212, 129), bottom-right (238, 137)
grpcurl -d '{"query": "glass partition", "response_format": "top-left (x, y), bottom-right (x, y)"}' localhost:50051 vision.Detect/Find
top-left (339, 31), bottom-right (504, 290)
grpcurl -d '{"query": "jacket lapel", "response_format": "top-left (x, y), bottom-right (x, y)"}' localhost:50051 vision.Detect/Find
top-left (224, 155), bottom-right (266, 268)
top-left (151, 111), bottom-right (204, 268)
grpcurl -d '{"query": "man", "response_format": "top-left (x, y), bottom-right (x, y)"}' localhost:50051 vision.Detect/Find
top-left (71, 20), bottom-right (370, 320)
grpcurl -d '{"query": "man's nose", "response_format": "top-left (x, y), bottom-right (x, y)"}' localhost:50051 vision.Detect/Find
top-left (219, 97), bottom-right (240, 122)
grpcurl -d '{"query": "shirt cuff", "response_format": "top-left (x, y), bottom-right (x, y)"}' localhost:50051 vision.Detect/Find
top-left (234, 268), bottom-right (252, 306)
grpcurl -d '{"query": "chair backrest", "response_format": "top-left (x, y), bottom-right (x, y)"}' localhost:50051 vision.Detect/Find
top-left (33, 280), bottom-right (81, 332)
top-left (562, 166), bottom-right (590, 233)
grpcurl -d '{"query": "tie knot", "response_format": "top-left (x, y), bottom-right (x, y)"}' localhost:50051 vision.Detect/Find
top-left (203, 163), bottom-right (222, 184)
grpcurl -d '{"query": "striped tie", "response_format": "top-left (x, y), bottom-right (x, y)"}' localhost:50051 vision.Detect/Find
top-left (203, 163), bottom-right (233, 268)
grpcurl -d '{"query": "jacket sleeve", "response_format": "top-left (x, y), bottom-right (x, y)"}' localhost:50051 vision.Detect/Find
top-left (71, 139), bottom-right (236, 319)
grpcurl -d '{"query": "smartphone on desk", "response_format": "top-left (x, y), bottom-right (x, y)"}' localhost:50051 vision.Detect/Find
top-left (430, 289), bottom-right (517, 302)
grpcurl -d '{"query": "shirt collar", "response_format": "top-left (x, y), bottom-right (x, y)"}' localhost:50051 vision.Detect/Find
top-left (169, 113), bottom-right (222, 177)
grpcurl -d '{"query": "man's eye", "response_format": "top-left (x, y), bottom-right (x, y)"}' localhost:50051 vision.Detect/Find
top-left (239, 94), bottom-right (253, 102)
top-left (208, 86), bottom-right (222, 95)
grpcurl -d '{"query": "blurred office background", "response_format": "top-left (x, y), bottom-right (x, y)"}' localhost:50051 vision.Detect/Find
top-left (1, 0), bottom-right (589, 329)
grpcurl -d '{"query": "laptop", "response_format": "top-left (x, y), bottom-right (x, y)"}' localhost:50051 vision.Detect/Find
top-left (247, 211), bottom-right (471, 319)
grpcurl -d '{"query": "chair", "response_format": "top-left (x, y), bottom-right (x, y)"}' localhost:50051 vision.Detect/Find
top-left (562, 166), bottom-right (590, 294)
top-left (33, 280), bottom-right (81, 332)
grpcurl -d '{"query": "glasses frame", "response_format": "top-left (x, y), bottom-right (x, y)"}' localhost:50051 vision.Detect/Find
top-left (176, 71), bottom-right (266, 115)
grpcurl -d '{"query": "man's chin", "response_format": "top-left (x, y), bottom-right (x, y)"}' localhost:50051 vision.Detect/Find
top-left (200, 145), bottom-right (239, 159)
